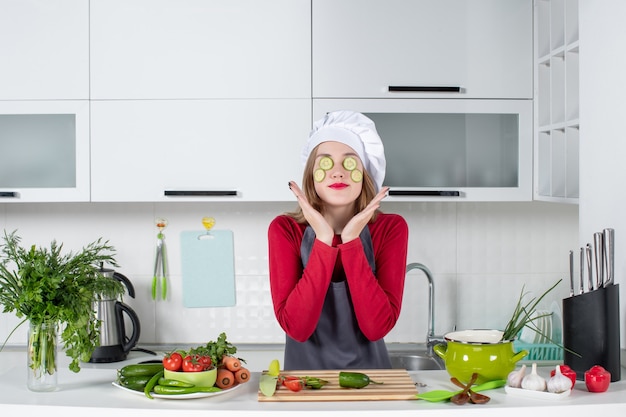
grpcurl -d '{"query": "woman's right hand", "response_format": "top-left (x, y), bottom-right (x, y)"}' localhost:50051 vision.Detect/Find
top-left (288, 181), bottom-right (334, 245)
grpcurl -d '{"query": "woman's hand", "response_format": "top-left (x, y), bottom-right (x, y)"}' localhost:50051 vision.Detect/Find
top-left (288, 181), bottom-right (334, 245)
top-left (341, 186), bottom-right (389, 243)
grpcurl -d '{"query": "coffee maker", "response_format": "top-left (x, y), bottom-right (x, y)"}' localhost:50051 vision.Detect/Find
top-left (89, 267), bottom-right (141, 363)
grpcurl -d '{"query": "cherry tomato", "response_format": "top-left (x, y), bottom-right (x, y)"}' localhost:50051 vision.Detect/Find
top-left (282, 378), bottom-right (304, 392)
top-left (584, 365), bottom-right (611, 393)
top-left (550, 364), bottom-right (577, 388)
top-left (198, 355), bottom-right (212, 370)
top-left (182, 355), bottom-right (205, 372)
top-left (162, 352), bottom-right (183, 371)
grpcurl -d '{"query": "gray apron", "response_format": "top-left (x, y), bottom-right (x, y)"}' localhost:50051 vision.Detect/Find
top-left (283, 226), bottom-right (391, 370)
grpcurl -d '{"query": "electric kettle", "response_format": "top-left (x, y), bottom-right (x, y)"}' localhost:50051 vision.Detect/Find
top-left (89, 267), bottom-right (141, 363)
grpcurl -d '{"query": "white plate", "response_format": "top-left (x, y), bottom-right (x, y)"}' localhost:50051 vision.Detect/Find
top-left (550, 301), bottom-right (563, 343)
top-left (505, 385), bottom-right (571, 400)
top-left (112, 381), bottom-right (242, 400)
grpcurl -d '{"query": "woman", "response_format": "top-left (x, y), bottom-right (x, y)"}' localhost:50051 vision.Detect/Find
top-left (268, 110), bottom-right (409, 369)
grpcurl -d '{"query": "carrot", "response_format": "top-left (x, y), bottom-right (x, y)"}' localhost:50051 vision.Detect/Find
top-left (216, 368), bottom-right (235, 389)
top-left (221, 355), bottom-right (241, 372)
top-left (234, 367), bottom-right (250, 384)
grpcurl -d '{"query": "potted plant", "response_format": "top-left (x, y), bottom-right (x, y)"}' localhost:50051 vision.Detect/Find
top-left (0, 230), bottom-right (124, 391)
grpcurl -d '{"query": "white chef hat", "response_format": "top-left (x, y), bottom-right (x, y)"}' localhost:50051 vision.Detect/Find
top-left (302, 110), bottom-right (386, 191)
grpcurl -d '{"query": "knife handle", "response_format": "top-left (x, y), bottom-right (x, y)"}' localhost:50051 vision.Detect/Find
top-left (603, 228), bottom-right (614, 286)
top-left (594, 232), bottom-right (604, 289)
top-left (586, 244), bottom-right (594, 291)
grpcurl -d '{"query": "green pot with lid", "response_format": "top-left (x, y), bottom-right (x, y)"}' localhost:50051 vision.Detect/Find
top-left (433, 329), bottom-right (528, 384)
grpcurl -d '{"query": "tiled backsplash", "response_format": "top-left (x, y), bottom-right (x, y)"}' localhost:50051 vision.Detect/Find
top-left (0, 201), bottom-right (578, 348)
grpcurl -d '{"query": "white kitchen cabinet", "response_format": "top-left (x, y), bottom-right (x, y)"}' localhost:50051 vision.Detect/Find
top-left (0, 0), bottom-right (89, 100)
top-left (90, 0), bottom-right (310, 100)
top-left (0, 100), bottom-right (90, 202)
top-left (312, 0), bottom-right (533, 99)
top-left (534, 0), bottom-right (579, 203)
top-left (314, 99), bottom-right (533, 202)
top-left (90, 100), bottom-right (310, 202)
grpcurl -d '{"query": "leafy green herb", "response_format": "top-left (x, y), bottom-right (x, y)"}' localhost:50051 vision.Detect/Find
top-left (189, 332), bottom-right (242, 367)
top-left (501, 279), bottom-right (561, 342)
top-left (0, 230), bottom-right (124, 373)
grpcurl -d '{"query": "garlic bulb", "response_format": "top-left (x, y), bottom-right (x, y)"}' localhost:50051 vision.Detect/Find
top-left (521, 363), bottom-right (547, 391)
top-left (506, 364), bottom-right (526, 388)
top-left (547, 364), bottom-right (572, 393)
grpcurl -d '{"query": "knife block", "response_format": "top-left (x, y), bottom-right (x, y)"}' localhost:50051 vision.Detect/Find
top-left (562, 284), bottom-right (620, 382)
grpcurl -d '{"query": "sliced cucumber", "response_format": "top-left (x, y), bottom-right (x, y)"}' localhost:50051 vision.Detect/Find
top-left (342, 156), bottom-right (358, 171)
top-left (350, 169), bottom-right (363, 183)
top-left (314, 168), bottom-right (326, 182)
top-left (319, 156), bottom-right (334, 170)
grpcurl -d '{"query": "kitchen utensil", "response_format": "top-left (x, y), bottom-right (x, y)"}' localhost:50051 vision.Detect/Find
top-left (89, 267), bottom-right (141, 363)
top-left (586, 244), bottom-right (594, 291)
top-left (593, 232), bottom-right (604, 290)
top-left (180, 225), bottom-right (236, 308)
top-left (603, 228), bottom-right (614, 286)
top-left (257, 369), bottom-right (417, 401)
top-left (433, 330), bottom-right (528, 385)
top-left (579, 247), bottom-right (585, 294)
top-left (451, 376), bottom-right (491, 404)
top-left (450, 373), bottom-right (477, 405)
top-left (416, 379), bottom-right (505, 402)
top-left (152, 218), bottom-right (168, 300)
top-left (569, 250), bottom-right (574, 296)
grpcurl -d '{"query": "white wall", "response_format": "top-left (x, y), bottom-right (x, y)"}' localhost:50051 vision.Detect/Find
top-left (579, 1), bottom-right (626, 348)
top-left (0, 200), bottom-right (577, 348)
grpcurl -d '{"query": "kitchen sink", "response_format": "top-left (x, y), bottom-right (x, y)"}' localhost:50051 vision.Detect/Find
top-left (389, 352), bottom-right (444, 371)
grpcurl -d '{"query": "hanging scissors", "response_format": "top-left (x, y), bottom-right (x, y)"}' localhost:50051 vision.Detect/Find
top-left (152, 218), bottom-right (168, 300)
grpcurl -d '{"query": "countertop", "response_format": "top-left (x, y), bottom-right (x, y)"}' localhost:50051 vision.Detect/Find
top-left (1, 347), bottom-right (626, 417)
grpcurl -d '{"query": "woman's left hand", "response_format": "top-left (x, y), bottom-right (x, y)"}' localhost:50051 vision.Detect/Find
top-left (341, 186), bottom-right (389, 242)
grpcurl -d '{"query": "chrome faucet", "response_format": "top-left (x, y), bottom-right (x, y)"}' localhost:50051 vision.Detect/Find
top-left (405, 263), bottom-right (446, 356)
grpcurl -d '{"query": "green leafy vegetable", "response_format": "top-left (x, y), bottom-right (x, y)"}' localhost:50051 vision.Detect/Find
top-left (0, 230), bottom-right (124, 373)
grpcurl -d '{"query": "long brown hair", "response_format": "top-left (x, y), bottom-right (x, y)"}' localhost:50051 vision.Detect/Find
top-left (287, 144), bottom-right (380, 224)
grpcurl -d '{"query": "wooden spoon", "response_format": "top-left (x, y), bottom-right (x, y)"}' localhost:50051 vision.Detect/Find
top-left (450, 373), bottom-right (478, 405)
top-left (451, 377), bottom-right (491, 404)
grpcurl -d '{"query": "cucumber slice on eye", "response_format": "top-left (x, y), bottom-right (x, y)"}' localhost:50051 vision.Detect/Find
top-left (319, 156), bottom-right (334, 170)
top-left (342, 156), bottom-right (358, 171)
top-left (350, 169), bottom-right (363, 183)
top-left (314, 168), bottom-right (326, 182)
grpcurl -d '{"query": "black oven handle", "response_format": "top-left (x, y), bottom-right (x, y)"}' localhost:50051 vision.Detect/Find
top-left (388, 86), bottom-right (461, 93)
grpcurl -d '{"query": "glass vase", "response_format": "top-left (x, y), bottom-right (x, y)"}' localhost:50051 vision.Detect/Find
top-left (27, 320), bottom-right (59, 392)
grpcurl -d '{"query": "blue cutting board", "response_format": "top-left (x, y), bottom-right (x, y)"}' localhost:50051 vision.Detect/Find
top-left (180, 230), bottom-right (236, 307)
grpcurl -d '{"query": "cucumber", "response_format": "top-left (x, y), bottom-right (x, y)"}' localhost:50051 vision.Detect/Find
top-left (342, 156), bottom-right (358, 171)
top-left (117, 363), bottom-right (164, 378)
top-left (319, 156), bottom-right (333, 170)
top-left (314, 168), bottom-right (326, 182)
top-left (350, 169), bottom-right (363, 183)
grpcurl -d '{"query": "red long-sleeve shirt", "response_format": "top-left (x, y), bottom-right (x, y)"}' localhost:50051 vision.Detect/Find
top-left (268, 213), bottom-right (409, 343)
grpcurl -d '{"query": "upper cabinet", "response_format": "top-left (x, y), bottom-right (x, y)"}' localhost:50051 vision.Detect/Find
top-left (90, 0), bottom-right (311, 100)
top-left (534, 0), bottom-right (579, 203)
top-left (0, 100), bottom-right (90, 202)
top-left (0, 0), bottom-right (89, 100)
top-left (90, 99), bottom-right (310, 202)
top-left (312, 0), bottom-right (533, 99)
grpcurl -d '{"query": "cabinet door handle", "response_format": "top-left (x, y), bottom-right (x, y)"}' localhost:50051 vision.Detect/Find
top-left (388, 190), bottom-right (460, 197)
top-left (388, 86), bottom-right (461, 93)
top-left (164, 190), bottom-right (238, 197)
top-left (0, 191), bottom-right (18, 198)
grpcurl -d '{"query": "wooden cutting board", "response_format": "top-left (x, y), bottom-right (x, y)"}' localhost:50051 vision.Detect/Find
top-left (257, 369), bottom-right (418, 402)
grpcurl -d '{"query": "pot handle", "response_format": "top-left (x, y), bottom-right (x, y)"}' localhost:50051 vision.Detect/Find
top-left (115, 302), bottom-right (141, 354)
top-left (433, 343), bottom-right (447, 360)
top-left (511, 349), bottom-right (529, 364)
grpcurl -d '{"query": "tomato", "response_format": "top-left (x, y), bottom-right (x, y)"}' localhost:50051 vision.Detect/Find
top-left (198, 355), bottom-right (212, 370)
top-left (162, 352), bottom-right (183, 371)
top-left (182, 355), bottom-right (205, 372)
top-left (584, 365), bottom-right (611, 393)
top-left (282, 378), bottom-right (304, 392)
top-left (550, 364), bottom-right (577, 388)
